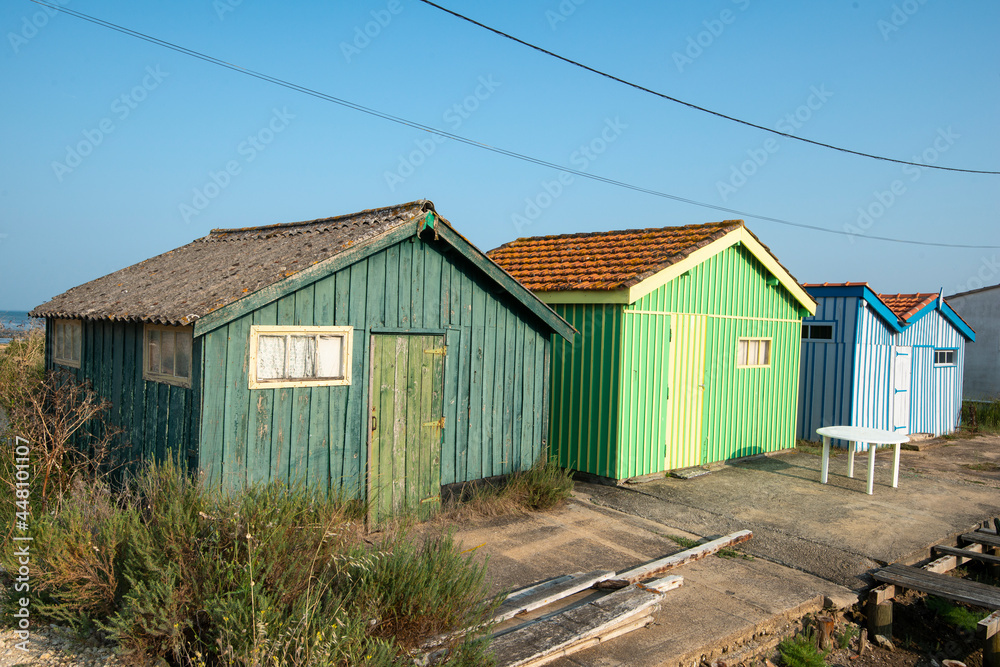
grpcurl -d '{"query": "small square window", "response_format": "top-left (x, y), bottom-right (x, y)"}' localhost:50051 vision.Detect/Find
top-left (144, 324), bottom-right (193, 388)
top-left (934, 349), bottom-right (956, 366)
top-left (249, 326), bottom-right (352, 389)
top-left (737, 338), bottom-right (771, 368)
top-left (53, 319), bottom-right (81, 368)
top-left (803, 323), bottom-right (834, 341)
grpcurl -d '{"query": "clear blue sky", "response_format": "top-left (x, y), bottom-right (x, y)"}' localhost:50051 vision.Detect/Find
top-left (2, 0), bottom-right (998, 311)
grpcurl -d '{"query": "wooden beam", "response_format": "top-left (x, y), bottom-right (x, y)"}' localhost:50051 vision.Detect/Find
top-left (980, 609), bottom-right (1000, 640)
top-left (493, 570), bottom-right (615, 623)
top-left (872, 563), bottom-right (1000, 610)
top-left (963, 532), bottom-right (1000, 549)
top-left (932, 544), bottom-right (997, 567)
top-left (643, 575), bottom-right (684, 593)
top-left (615, 530), bottom-right (753, 584)
top-left (868, 584), bottom-right (896, 605)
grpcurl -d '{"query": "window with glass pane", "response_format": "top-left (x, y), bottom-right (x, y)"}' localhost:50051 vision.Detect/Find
top-left (250, 326), bottom-right (352, 388)
top-left (737, 338), bottom-right (771, 368)
top-left (144, 325), bottom-right (193, 387)
top-left (53, 319), bottom-right (81, 367)
top-left (803, 323), bottom-right (834, 341)
top-left (934, 349), bottom-right (956, 366)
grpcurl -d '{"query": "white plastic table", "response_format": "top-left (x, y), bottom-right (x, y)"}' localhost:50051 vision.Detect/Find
top-left (815, 426), bottom-right (910, 495)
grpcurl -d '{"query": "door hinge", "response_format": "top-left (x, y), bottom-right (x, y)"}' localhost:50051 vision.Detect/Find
top-left (425, 346), bottom-right (447, 355)
top-left (420, 494), bottom-right (441, 505)
top-left (422, 416), bottom-right (446, 429)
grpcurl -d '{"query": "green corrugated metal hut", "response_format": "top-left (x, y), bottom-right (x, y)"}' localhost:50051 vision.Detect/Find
top-left (30, 200), bottom-right (574, 521)
top-left (488, 220), bottom-right (816, 481)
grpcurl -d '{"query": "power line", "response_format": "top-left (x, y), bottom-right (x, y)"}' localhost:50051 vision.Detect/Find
top-left (416, 0), bottom-right (1000, 177)
top-left (28, 0), bottom-right (1000, 250)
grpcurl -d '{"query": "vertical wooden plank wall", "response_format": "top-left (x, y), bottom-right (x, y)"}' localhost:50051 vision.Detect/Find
top-left (630, 243), bottom-right (804, 466)
top-left (46, 318), bottom-right (195, 475)
top-left (797, 296), bottom-right (858, 442)
top-left (198, 235), bottom-right (553, 495)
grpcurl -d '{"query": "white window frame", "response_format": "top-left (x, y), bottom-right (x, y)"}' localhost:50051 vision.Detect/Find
top-left (143, 324), bottom-right (194, 388)
top-left (933, 348), bottom-right (957, 367)
top-left (248, 325), bottom-right (353, 389)
top-left (802, 322), bottom-right (835, 342)
top-left (737, 337), bottom-right (772, 369)
top-left (53, 318), bottom-right (82, 368)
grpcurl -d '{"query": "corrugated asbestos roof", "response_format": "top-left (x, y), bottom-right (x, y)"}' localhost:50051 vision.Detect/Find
top-left (486, 220), bottom-right (744, 291)
top-left (31, 201), bottom-right (433, 326)
top-left (877, 292), bottom-right (939, 322)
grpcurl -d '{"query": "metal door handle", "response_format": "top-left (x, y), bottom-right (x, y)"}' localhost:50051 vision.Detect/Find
top-left (371, 415), bottom-right (377, 431)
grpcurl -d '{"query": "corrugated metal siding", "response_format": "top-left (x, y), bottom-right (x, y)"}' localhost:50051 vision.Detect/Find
top-left (663, 314), bottom-right (706, 470)
top-left (45, 318), bottom-right (197, 472)
top-left (618, 311), bottom-right (671, 478)
top-left (633, 243), bottom-right (803, 465)
top-left (797, 296), bottom-right (858, 441)
top-left (199, 236), bottom-right (552, 494)
top-left (898, 310), bottom-right (966, 435)
top-left (549, 303), bottom-right (622, 478)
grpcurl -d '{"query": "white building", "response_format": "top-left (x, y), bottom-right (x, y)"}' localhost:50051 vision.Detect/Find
top-left (948, 283), bottom-right (1000, 401)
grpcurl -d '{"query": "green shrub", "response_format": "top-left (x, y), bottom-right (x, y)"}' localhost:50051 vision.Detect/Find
top-left (961, 399), bottom-right (1000, 434)
top-left (2, 457), bottom-right (498, 666)
top-left (778, 629), bottom-right (828, 667)
top-left (443, 458), bottom-right (574, 519)
top-left (925, 595), bottom-right (981, 633)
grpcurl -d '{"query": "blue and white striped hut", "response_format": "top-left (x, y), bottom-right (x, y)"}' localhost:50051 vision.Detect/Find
top-left (798, 283), bottom-right (975, 443)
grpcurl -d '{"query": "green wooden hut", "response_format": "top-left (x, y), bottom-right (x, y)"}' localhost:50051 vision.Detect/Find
top-left (31, 200), bottom-right (573, 521)
top-left (488, 220), bottom-right (816, 481)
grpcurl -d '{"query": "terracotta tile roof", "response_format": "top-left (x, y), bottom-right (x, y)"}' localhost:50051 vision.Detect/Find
top-left (31, 201), bottom-right (433, 326)
top-left (487, 220), bottom-right (744, 291)
top-left (877, 293), bottom-right (939, 322)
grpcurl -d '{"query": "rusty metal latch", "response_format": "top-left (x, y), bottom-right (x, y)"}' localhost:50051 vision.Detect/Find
top-left (422, 416), bottom-right (445, 429)
top-left (424, 346), bottom-right (447, 355)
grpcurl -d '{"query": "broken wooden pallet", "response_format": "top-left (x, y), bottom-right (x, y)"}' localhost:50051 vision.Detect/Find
top-left (492, 584), bottom-right (662, 667)
top-left (932, 544), bottom-right (1000, 567)
top-left (493, 570), bottom-right (615, 623)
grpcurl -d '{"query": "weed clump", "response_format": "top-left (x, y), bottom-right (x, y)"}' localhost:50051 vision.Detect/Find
top-left (778, 628), bottom-right (829, 667)
top-left (442, 458), bottom-right (574, 520)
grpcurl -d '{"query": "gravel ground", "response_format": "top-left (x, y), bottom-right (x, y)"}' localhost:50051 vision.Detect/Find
top-left (0, 625), bottom-right (123, 666)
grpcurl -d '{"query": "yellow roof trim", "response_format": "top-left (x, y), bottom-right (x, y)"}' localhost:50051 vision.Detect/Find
top-left (624, 227), bottom-right (816, 314)
top-left (535, 289), bottom-right (629, 305)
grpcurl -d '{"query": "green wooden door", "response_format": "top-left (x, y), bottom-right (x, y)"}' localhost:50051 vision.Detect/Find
top-left (368, 334), bottom-right (446, 525)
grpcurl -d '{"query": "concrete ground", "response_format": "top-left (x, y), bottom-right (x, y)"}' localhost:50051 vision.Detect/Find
top-left (446, 434), bottom-right (1000, 667)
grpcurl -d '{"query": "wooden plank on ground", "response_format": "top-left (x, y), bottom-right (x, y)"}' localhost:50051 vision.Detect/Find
top-left (492, 584), bottom-right (662, 667)
top-left (615, 530), bottom-right (753, 584)
top-left (644, 575), bottom-right (684, 593)
top-left (963, 532), bottom-right (1000, 549)
top-left (979, 609), bottom-right (1000, 640)
top-left (872, 563), bottom-right (1000, 610)
top-left (932, 544), bottom-right (998, 567)
top-left (494, 571), bottom-right (615, 623)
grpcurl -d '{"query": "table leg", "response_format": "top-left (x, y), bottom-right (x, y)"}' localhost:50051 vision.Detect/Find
top-left (821, 436), bottom-right (830, 484)
top-left (867, 442), bottom-right (876, 495)
top-left (892, 442), bottom-right (901, 488)
top-left (847, 442), bottom-right (855, 479)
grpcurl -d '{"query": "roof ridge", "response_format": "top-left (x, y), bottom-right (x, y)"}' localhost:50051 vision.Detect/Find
top-left (202, 200), bottom-right (432, 241)
top-left (501, 219), bottom-right (743, 245)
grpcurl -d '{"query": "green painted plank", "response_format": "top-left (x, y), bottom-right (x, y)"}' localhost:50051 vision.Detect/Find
top-left (289, 285), bottom-right (315, 484)
top-left (307, 386), bottom-right (330, 493)
top-left (453, 326), bottom-right (471, 483)
top-left (490, 307), bottom-right (508, 476)
top-left (167, 385), bottom-right (187, 458)
top-left (421, 334), bottom-right (445, 519)
top-left (119, 325), bottom-right (137, 469)
top-left (155, 382), bottom-right (169, 462)
top-left (131, 326), bottom-right (147, 469)
top-left (421, 241), bottom-right (441, 329)
top-left (194, 223), bottom-right (417, 336)
top-left (199, 328), bottom-right (228, 485)
top-left (269, 296), bottom-right (296, 482)
top-left (376, 335), bottom-right (396, 521)
top-left (367, 252), bottom-right (387, 328)
top-left (510, 321), bottom-right (526, 475)
top-left (384, 242), bottom-right (401, 327)
top-left (410, 238), bottom-right (424, 328)
top-left (428, 333), bottom-right (444, 517)
top-left (390, 336), bottom-right (407, 515)
top-left (467, 283), bottom-right (486, 480)
top-left (397, 240), bottom-right (413, 328)
top-left (328, 270), bottom-right (353, 492)
top-left (502, 313), bottom-right (517, 475)
top-left (221, 317), bottom-right (250, 488)
top-left (404, 336), bottom-right (422, 513)
top-left (441, 328), bottom-right (460, 485)
top-left (313, 274), bottom-right (336, 325)
top-left (111, 322), bottom-right (125, 437)
top-left (248, 303), bottom-right (277, 484)
top-left (480, 296), bottom-right (498, 477)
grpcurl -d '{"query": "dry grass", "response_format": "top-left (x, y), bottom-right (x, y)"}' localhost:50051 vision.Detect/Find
top-left (439, 459), bottom-right (575, 522)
